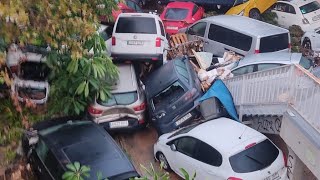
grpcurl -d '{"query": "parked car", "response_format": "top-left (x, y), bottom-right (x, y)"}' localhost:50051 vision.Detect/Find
top-left (88, 63), bottom-right (146, 132)
top-left (160, 2), bottom-right (204, 35)
top-left (301, 29), bottom-right (320, 51)
top-left (8, 45), bottom-right (51, 104)
top-left (99, 0), bottom-right (143, 23)
top-left (231, 52), bottom-right (313, 76)
top-left (158, 0), bottom-right (234, 12)
top-left (22, 117), bottom-right (139, 180)
top-left (111, 13), bottom-right (169, 65)
top-left (154, 118), bottom-right (288, 180)
top-left (225, 0), bottom-right (277, 19)
top-left (272, 0), bottom-right (320, 32)
top-left (180, 15), bottom-right (290, 57)
top-left (144, 56), bottom-right (202, 135)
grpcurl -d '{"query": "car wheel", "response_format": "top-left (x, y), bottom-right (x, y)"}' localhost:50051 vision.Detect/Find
top-left (157, 152), bottom-right (171, 171)
top-left (249, 9), bottom-right (261, 20)
top-left (303, 38), bottom-right (312, 50)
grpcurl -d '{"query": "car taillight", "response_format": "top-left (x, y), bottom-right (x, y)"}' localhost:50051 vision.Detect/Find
top-left (156, 37), bottom-right (161, 47)
top-left (133, 102), bottom-right (146, 111)
top-left (283, 151), bottom-right (288, 167)
top-left (10, 65), bottom-right (18, 74)
top-left (302, 18), bottom-right (309, 24)
top-left (184, 88), bottom-right (197, 101)
top-left (254, 49), bottom-right (260, 54)
top-left (112, 36), bottom-right (116, 46)
top-left (228, 177), bottom-right (242, 180)
top-left (88, 106), bottom-right (103, 115)
top-left (138, 119), bottom-right (145, 124)
top-left (245, 142), bottom-right (256, 149)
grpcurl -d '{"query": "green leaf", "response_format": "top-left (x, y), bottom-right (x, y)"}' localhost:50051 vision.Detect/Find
top-left (84, 81), bottom-right (89, 97)
top-left (62, 171), bottom-right (74, 179)
top-left (180, 168), bottom-right (189, 180)
top-left (74, 162), bottom-right (81, 171)
top-left (89, 79), bottom-right (99, 89)
top-left (66, 163), bottom-right (77, 172)
top-left (76, 81), bottom-right (86, 95)
top-left (99, 90), bottom-right (106, 101)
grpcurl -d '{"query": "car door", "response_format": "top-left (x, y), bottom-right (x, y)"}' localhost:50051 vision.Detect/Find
top-left (166, 137), bottom-right (199, 178)
top-left (186, 21), bottom-right (208, 44)
top-left (30, 138), bottom-right (53, 180)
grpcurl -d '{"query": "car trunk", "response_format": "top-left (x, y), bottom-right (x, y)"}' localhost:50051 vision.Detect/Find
top-left (300, 2), bottom-right (320, 24)
top-left (303, 9), bottom-right (320, 24)
top-left (163, 20), bottom-right (189, 32)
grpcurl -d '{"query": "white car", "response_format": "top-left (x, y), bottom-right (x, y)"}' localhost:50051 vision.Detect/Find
top-left (154, 118), bottom-right (288, 180)
top-left (272, 0), bottom-right (320, 32)
top-left (301, 29), bottom-right (320, 51)
top-left (111, 13), bottom-right (168, 65)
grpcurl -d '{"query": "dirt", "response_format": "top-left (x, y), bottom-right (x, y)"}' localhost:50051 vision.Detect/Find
top-left (114, 127), bottom-right (182, 180)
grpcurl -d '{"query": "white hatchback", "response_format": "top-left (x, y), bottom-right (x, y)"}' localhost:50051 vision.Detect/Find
top-left (111, 13), bottom-right (168, 65)
top-left (154, 118), bottom-right (288, 180)
top-left (272, 0), bottom-right (320, 32)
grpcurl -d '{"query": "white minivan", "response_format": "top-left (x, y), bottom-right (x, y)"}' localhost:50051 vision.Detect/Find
top-left (181, 15), bottom-right (291, 57)
top-left (111, 13), bottom-right (168, 65)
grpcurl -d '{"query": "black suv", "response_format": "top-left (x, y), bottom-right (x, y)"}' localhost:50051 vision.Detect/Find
top-left (145, 56), bottom-right (203, 135)
top-left (22, 117), bottom-right (139, 180)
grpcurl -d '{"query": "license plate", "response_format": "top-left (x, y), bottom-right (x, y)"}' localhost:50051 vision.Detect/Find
top-left (175, 113), bottom-right (192, 126)
top-left (264, 172), bottom-right (280, 180)
top-left (127, 40), bottom-right (144, 45)
top-left (109, 121), bottom-right (129, 128)
top-left (167, 26), bottom-right (178, 30)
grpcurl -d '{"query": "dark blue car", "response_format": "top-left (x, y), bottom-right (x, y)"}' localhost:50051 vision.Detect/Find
top-left (145, 56), bottom-right (203, 135)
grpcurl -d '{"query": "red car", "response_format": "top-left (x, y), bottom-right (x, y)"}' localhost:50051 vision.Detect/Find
top-left (100, 0), bottom-right (143, 23)
top-left (160, 2), bottom-right (204, 35)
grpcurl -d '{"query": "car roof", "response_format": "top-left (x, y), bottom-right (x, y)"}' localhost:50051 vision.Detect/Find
top-left (202, 15), bottom-right (289, 37)
top-left (188, 118), bottom-right (265, 154)
top-left (166, 1), bottom-right (195, 9)
top-left (144, 57), bottom-right (186, 98)
top-left (279, 0), bottom-right (314, 6)
top-left (109, 63), bottom-right (138, 93)
top-left (39, 121), bottom-right (136, 178)
top-left (118, 12), bottom-right (161, 20)
top-left (235, 52), bottom-right (301, 67)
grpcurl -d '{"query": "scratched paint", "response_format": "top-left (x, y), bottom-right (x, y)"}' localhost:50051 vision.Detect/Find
top-left (244, 116), bottom-right (283, 135)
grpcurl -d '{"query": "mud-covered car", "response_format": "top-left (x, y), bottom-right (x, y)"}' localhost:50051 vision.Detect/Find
top-left (144, 56), bottom-right (203, 135)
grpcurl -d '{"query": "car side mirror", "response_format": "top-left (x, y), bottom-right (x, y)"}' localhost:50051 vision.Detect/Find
top-left (170, 144), bottom-right (177, 151)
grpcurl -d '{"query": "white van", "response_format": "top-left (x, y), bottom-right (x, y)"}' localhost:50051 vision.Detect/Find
top-left (111, 13), bottom-right (168, 64)
top-left (182, 15), bottom-right (291, 57)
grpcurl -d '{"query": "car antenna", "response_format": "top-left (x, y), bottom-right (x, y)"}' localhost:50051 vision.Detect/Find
top-left (238, 124), bottom-right (248, 139)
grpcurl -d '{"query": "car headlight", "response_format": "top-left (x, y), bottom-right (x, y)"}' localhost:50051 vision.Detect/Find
top-left (238, 10), bottom-right (244, 16)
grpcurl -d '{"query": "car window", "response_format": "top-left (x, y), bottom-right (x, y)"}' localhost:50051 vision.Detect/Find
top-left (19, 61), bottom-right (50, 81)
top-left (159, 21), bottom-right (165, 37)
top-left (229, 139), bottom-right (279, 173)
top-left (195, 141), bottom-right (222, 167)
top-left (98, 91), bottom-right (138, 106)
top-left (299, 56), bottom-right (313, 70)
top-left (44, 150), bottom-right (64, 179)
top-left (116, 17), bottom-right (157, 34)
top-left (165, 8), bottom-right (189, 20)
top-left (259, 33), bottom-right (289, 53)
top-left (188, 22), bottom-right (206, 37)
top-left (257, 63), bottom-right (282, 71)
top-left (192, 5), bottom-right (199, 16)
top-left (126, 0), bottom-right (136, 10)
top-left (287, 4), bottom-right (296, 14)
top-left (134, 2), bottom-right (142, 12)
top-left (175, 137), bottom-right (198, 157)
top-left (300, 1), bottom-right (320, 14)
top-left (232, 65), bottom-right (254, 76)
top-left (152, 81), bottom-right (185, 110)
top-left (99, 26), bottom-right (113, 41)
top-left (36, 139), bottom-right (49, 161)
top-left (208, 24), bottom-right (252, 52)
top-left (234, 0), bottom-right (249, 6)
top-left (273, 2), bottom-right (288, 12)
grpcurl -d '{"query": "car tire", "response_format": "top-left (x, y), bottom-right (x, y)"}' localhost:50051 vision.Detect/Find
top-left (249, 9), bottom-right (261, 20)
top-left (302, 38), bottom-right (312, 50)
top-left (157, 152), bottom-right (172, 171)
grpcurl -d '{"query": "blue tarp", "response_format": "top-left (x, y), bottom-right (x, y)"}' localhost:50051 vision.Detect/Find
top-left (199, 79), bottom-right (239, 121)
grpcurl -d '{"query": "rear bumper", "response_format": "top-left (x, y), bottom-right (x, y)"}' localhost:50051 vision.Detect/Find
top-left (95, 117), bottom-right (145, 133)
top-left (111, 53), bottom-right (163, 62)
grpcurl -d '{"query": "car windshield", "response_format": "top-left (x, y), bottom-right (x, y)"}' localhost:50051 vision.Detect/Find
top-left (300, 1), bottom-right (320, 14)
top-left (98, 91), bottom-right (138, 106)
top-left (229, 139), bottom-right (279, 173)
top-left (152, 81), bottom-right (185, 110)
top-left (19, 61), bottom-right (50, 81)
top-left (259, 33), bottom-right (289, 53)
top-left (165, 8), bottom-right (189, 20)
top-left (116, 17), bottom-right (157, 34)
top-left (299, 56), bottom-right (313, 70)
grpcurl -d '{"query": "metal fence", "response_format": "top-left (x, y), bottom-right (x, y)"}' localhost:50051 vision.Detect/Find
top-left (224, 64), bottom-right (320, 132)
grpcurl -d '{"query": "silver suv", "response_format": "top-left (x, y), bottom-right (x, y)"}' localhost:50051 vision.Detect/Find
top-left (88, 63), bottom-right (146, 132)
